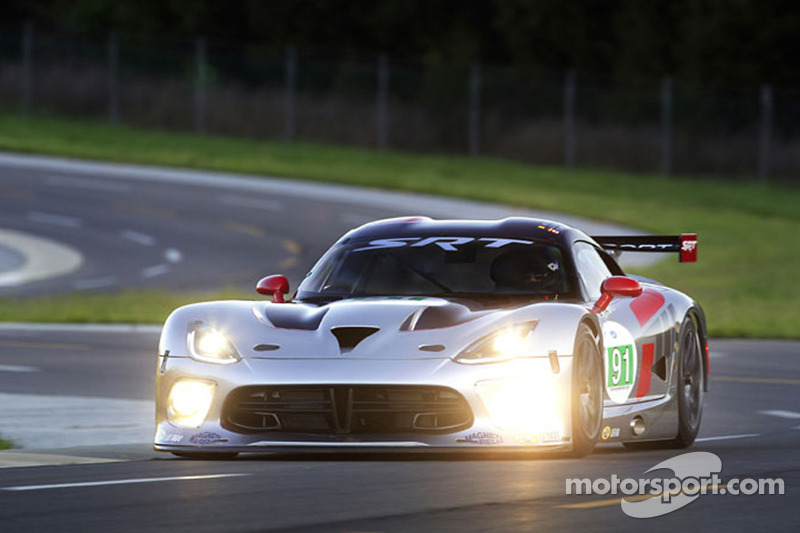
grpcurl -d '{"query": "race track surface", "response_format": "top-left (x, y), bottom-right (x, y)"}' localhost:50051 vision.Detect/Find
top-left (0, 153), bottom-right (796, 532)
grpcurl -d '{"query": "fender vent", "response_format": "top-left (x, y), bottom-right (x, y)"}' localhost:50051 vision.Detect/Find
top-left (331, 327), bottom-right (379, 352)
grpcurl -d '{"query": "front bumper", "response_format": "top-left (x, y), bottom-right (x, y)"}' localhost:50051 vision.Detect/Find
top-left (154, 355), bottom-right (574, 453)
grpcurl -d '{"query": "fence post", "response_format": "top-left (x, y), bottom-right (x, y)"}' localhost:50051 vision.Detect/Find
top-left (108, 30), bottom-right (120, 124)
top-left (564, 69), bottom-right (576, 168)
top-left (21, 21), bottom-right (34, 113)
top-left (376, 53), bottom-right (389, 150)
top-left (284, 45), bottom-right (297, 142)
top-left (194, 37), bottom-right (207, 135)
top-left (758, 84), bottom-right (773, 183)
top-left (469, 62), bottom-right (481, 157)
top-left (660, 77), bottom-right (673, 177)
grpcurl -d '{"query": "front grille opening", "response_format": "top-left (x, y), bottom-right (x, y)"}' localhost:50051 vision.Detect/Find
top-left (222, 385), bottom-right (472, 435)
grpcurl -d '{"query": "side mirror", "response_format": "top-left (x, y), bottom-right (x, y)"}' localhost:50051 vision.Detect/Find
top-left (256, 275), bottom-right (290, 303)
top-left (592, 276), bottom-right (642, 313)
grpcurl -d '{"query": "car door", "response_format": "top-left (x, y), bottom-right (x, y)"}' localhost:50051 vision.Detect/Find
top-left (573, 242), bottom-right (672, 406)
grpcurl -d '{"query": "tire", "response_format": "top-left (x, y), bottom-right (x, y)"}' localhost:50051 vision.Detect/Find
top-left (569, 323), bottom-right (603, 457)
top-left (671, 316), bottom-right (704, 447)
top-left (623, 315), bottom-right (704, 450)
top-left (171, 452), bottom-right (239, 460)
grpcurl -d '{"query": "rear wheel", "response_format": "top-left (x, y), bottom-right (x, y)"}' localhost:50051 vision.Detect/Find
top-left (570, 323), bottom-right (603, 457)
top-left (671, 316), bottom-right (704, 447)
top-left (623, 315), bottom-right (704, 449)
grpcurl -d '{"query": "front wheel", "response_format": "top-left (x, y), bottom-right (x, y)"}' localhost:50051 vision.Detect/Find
top-left (569, 323), bottom-right (603, 457)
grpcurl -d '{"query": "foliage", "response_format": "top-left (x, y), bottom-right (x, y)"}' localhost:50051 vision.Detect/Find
top-left (0, 112), bottom-right (799, 338)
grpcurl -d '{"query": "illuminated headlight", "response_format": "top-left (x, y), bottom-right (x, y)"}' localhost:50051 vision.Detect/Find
top-left (455, 322), bottom-right (538, 364)
top-left (167, 380), bottom-right (215, 428)
top-left (476, 377), bottom-right (564, 434)
top-left (188, 324), bottom-right (240, 364)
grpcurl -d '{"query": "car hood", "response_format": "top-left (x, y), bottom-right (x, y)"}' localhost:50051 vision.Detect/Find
top-left (245, 297), bottom-right (527, 359)
top-left (162, 296), bottom-right (590, 360)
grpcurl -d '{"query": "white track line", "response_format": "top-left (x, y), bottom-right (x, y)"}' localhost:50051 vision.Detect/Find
top-left (695, 433), bottom-right (760, 443)
top-left (760, 410), bottom-right (800, 419)
top-left (45, 175), bottom-right (131, 193)
top-left (0, 364), bottom-right (39, 373)
top-left (164, 248), bottom-right (183, 263)
top-left (27, 211), bottom-right (83, 229)
top-left (142, 264), bottom-right (170, 278)
top-left (121, 230), bottom-right (156, 246)
top-left (2, 473), bottom-right (249, 492)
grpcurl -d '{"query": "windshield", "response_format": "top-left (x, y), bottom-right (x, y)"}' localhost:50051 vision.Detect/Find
top-left (295, 236), bottom-right (573, 301)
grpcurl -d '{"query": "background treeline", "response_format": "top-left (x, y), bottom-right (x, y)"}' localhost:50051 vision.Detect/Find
top-left (3, 0), bottom-right (798, 88)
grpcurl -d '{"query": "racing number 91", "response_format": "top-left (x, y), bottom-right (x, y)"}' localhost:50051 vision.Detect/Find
top-left (607, 345), bottom-right (633, 388)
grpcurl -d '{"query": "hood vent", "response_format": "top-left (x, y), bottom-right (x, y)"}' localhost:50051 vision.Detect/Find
top-left (331, 327), bottom-right (379, 353)
top-left (263, 306), bottom-right (328, 330)
top-left (400, 304), bottom-right (480, 331)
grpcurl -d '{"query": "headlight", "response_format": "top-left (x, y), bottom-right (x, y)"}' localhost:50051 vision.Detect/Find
top-left (476, 377), bottom-right (564, 434)
top-left (188, 323), bottom-right (240, 364)
top-left (455, 322), bottom-right (538, 364)
top-left (167, 380), bottom-right (215, 428)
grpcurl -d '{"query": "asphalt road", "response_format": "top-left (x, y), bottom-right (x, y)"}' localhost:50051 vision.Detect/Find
top-left (0, 330), bottom-right (797, 532)
top-left (0, 152), bottom-right (653, 297)
top-left (0, 153), bottom-right (797, 531)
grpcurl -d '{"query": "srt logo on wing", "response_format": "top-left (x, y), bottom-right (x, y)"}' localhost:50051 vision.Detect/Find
top-left (355, 237), bottom-right (535, 252)
top-left (681, 240), bottom-right (697, 252)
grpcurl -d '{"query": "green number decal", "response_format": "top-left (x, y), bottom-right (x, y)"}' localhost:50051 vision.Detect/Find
top-left (607, 345), bottom-right (634, 388)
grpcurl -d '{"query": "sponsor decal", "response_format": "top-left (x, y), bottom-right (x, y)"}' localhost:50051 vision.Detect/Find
top-left (156, 427), bottom-right (183, 443)
top-left (354, 237), bottom-right (534, 253)
top-left (189, 431), bottom-right (226, 445)
top-left (537, 224), bottom-right (561, 235)
top-left (515, 434), bottom-right (540, 445)
top-left (458, 431), bottom-right (504, 445)
top-left (514, 431), bottom-right (562, 445)
top-left (679, 234), bottom-right (698, 263)
top-left (602, 322), bottom-right (639, 404)
top-left (601, 426), bottom-right (621, 440)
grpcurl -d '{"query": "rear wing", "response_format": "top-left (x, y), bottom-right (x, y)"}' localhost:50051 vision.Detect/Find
top-left (592, 233), bottom-right (698, 263)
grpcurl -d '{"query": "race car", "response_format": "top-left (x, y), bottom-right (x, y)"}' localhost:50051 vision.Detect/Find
top-left (154, 216), bottom-right (707, 457)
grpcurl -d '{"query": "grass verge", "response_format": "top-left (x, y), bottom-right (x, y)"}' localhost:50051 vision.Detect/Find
top-left (0, 112), bottom-right (798, 338)
top-left (0, 436), bottom-right (13, 450)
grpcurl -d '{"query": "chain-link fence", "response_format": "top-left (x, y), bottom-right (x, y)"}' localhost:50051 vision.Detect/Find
top-left (1, 26), bottom-right (797, 183)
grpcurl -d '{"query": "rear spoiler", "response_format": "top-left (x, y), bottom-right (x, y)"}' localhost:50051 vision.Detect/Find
top-left (592, 233), bottom-right (698, 263)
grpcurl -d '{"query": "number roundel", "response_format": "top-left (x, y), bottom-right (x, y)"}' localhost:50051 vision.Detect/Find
top-left (601, 321), bottom-right (639, 404)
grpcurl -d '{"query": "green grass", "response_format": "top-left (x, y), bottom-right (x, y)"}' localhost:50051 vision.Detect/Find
top-left (0, 289), bottom-right (251, 325)
top-left (1, 112), bottom-right (798, 338)
top-left (0, 436), bottom-right (13, 450)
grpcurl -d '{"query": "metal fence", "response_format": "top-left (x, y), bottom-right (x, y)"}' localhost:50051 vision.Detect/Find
top-left (1, 25), bottom-right (798, 183)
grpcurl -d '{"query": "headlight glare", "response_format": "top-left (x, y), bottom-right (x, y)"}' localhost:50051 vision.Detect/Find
top-left (188, 324), bottom-right (240, 364)
top-left (455, 321), bottom-right (538, 364)
top-left (476, 377), bottom-right (564, 434)
top-left (167, 380), bottom-right (215, 428)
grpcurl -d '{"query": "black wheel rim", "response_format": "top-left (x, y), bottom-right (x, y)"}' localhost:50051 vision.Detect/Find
top-left (681, 326), bottom-right (703, 428)
top-left (577, 335), bottom-right (602, 438)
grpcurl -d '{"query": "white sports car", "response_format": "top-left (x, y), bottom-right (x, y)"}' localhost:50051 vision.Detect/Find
top-left (154, 217), bottom-right (707, 457)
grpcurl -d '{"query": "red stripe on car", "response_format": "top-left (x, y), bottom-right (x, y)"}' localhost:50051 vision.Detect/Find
top-left (630, 288), bottom-right (666, 327)
top-left (636, 343), bottom-right (655, 399)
